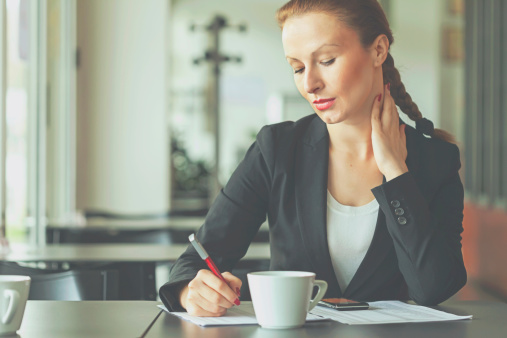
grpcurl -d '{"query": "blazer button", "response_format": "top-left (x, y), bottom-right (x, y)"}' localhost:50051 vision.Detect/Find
top-left (391, 200), bottom-right (400, 208)
top-left (397, 216), bottom-right (407, 225)
top-left (395, 208), bottom-right (404, 216)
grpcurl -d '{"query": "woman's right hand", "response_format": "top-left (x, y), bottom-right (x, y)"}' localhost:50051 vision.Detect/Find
top-left (179, 269), bottom-right (242, 317)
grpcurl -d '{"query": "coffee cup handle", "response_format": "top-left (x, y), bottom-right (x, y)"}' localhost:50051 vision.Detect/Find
top-left (308, 280), bottom-right (328, 311)
top-left (2, 289), bottom-right (20, 324)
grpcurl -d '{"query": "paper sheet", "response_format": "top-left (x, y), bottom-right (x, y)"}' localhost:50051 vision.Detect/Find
top-left (311, 300), bottom-right (473, 325)
top-left (158, 302), bottom-right (328, 327)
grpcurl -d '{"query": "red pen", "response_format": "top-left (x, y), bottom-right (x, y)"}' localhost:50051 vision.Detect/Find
top-left (188, 234), bottom-right (240, 306)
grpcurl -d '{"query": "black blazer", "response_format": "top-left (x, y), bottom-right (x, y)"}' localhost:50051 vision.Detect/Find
top-left (160, 114), bottom-right (467, 311)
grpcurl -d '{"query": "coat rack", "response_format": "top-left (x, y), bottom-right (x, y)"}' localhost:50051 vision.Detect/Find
top-left (191, 15), bottom-right (247, 203)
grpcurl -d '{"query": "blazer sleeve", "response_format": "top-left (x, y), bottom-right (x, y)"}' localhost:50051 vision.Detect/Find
top-left (159, 126), bottom-right (275, 311)
top-left (371, 143), bottom-right (466, 305)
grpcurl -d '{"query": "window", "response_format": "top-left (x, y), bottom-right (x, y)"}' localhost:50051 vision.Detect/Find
top-left (2, 0), bottom-right (76, 245)
top-left (4, 0), bottom-right (31, 243)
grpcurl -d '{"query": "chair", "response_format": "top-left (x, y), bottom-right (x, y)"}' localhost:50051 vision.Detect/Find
top-left (0, 262), bottom-right (119, 300)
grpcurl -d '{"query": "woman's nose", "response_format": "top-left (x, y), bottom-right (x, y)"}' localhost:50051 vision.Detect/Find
top-left (304, 68), bottom-right (323, 94)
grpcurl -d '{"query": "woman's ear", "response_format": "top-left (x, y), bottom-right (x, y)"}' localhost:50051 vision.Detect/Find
top-left (371, 34), bottom-right (389, 67)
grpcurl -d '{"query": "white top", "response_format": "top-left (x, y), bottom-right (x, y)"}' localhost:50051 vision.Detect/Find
top-left (326, 190), bottom-right (379, 292)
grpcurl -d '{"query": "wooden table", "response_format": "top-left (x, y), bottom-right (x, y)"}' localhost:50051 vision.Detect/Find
top-left (146, 300), bottom-right (507, 338)
top-left (1, 243), bottom-right (270, 262)
top-left (46, 217), bottom-right (269, 244)
top-left (49, 216), bottom-right (208, 231)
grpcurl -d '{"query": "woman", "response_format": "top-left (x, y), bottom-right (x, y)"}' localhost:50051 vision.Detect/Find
top-left (160, 0), bottom-right (466, 317)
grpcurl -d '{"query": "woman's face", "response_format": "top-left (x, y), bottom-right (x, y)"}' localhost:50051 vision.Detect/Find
top-left (282, 12), bottom-right (380, 125)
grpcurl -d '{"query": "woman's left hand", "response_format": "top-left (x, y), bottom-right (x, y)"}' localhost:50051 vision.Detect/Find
top-left (371, 83), bottom-right (408, 181)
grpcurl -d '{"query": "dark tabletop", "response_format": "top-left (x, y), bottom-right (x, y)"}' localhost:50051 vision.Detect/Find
top-left (18, 301), bottom-right (162, 338)
top-left (146, 300), bottom-right (507, 338)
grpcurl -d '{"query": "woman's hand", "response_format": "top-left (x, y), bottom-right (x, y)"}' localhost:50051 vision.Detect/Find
top-left (179, 270), bottom-right (242, 317)
top-left (371, 83), bottom-right (408, 181)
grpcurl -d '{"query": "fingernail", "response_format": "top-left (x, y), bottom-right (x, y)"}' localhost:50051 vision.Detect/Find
top-left (236, 287), bottom-right (241, 297)
top-left (378, 94), bottom-right (382, 102)
top-left (387, 83), bottom-right (391, 91)
top-left (234, 298), bottom-right (241, 306)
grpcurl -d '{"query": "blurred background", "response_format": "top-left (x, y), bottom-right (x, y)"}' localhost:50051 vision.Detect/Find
top-left (0, 0), bottom-right (505, 303)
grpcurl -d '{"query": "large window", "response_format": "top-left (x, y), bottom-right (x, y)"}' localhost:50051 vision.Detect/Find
top-left (2, 0), bottom-right (76, 245)
top-left (4, 0), bottom-right (30, 242)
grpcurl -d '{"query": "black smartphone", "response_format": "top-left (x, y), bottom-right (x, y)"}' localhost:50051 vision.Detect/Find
top-left (317, 298), bottom-right (369, 311)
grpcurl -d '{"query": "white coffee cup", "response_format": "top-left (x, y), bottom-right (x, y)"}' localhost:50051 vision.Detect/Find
top-left (247, 271), bottom-right (328, 329)
top-left (0, 276), bottom-right (31, 336)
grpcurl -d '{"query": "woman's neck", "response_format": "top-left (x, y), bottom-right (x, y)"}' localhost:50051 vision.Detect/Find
top-left (327, 117), bottom-right (374, 161)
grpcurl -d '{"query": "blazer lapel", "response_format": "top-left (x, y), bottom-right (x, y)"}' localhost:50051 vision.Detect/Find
top-left (344, 121), bottom-right (420, 296)
top-left (294, 117), bottom-right (342, 296)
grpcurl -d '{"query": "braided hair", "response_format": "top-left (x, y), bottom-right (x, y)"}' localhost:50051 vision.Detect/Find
top-left (276, 0), bottom-right (455, 143)
top-left (383, 53), bottom-right (454, 141)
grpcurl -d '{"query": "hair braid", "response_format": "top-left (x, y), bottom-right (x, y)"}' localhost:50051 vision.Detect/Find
top-left (382, 53), bottom-right (422, 121)
top-left (383, 53), bottom-right (455, 143)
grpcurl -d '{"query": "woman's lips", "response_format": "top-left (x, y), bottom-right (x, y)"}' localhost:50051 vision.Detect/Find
top-left (313, 98), bottom-right (336, 111)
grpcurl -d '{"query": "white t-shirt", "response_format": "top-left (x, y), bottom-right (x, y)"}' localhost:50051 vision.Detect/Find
top-left (326, 190), bottom-right (379, 292)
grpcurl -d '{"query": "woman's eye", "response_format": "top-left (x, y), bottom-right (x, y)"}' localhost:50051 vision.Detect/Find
top-left (322, 58), bottom-right (335, 66)
top-left (293, 59), bottom-right (333, 74)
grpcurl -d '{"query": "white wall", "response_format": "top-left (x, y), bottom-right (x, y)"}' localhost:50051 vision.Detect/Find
top-left (76, 0), bottom-right (170, 214)
top-left (389, 0), bottom-right (442, 129)
top-left (438, 0), bottom-right (465, 143)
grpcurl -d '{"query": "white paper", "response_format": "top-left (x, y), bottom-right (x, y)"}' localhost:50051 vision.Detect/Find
top-left (311, 300), bottom-right (473, 325)
top-left (158, 302), bottom-right (328, 327)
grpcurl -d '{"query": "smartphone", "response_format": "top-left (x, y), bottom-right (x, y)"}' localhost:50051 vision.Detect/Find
top-left (317, 298), bottom-right (369, 311)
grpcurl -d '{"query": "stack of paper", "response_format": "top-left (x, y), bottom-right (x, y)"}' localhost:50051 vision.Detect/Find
top-left (311, 301), bottom-right (472, 325)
